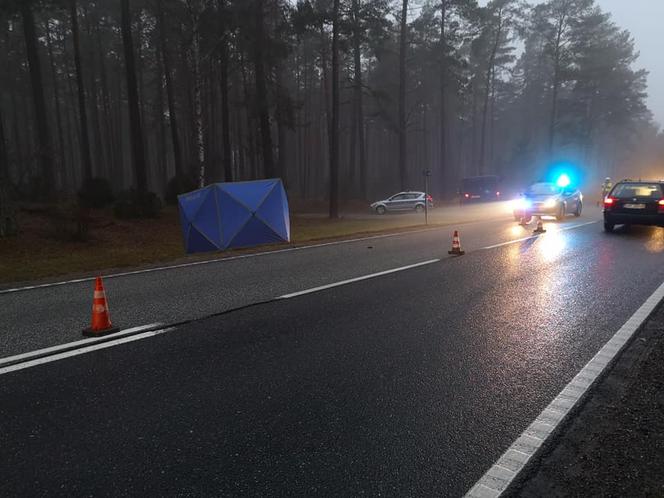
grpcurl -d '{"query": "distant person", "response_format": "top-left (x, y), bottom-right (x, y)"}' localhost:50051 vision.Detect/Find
top-left (599, 177), bottom-right (613, 205)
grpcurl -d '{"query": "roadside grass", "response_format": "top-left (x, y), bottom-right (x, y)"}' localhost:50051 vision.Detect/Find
top-left (0, 206), bottom-right (444, 285)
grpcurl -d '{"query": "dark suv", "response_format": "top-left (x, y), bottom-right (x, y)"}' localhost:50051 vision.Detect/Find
top-left (460, 176), bottom-right (501, 203)
top-left (603, 181), bottom-right (664, 232)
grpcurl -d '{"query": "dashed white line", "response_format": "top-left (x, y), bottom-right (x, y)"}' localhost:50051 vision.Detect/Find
top-left (465, 277), bottom-right (664, 498)
top-left (278, 259), bottom-right (441, 299)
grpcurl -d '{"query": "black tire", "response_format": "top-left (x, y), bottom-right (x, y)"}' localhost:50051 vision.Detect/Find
top-left (415, 204), bottom-right (424, 213)
top-left (574, 201), bottom-right (583, 217)
top-left (604, 221), bottom-right (615, 232)
top-left (376, 205), bottom-right (386, 215)
top-left (556, 203), bottom-right (566, 221)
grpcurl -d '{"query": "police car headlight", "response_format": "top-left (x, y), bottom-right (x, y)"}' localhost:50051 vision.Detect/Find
top-left (513, 198), bottom-right (530, 210)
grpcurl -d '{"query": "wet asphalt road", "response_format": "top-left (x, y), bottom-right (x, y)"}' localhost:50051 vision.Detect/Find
top-left (1, 206), bottom-right (664, 496)
top-left (0, 201), bottom-right (573, 358)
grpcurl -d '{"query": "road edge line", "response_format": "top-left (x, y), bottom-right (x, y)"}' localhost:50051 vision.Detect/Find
top-left (0, 323), bottom-right (163, 368)
top-left (465, 278), bottom-right (664, 498)
top-left (0, 327), bottom-right (174, 376)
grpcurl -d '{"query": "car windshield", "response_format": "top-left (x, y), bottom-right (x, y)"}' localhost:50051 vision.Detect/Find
top-left (526, 183), bottom-right (560, 196)
top-left (612, 183), bottom-right (663, 199)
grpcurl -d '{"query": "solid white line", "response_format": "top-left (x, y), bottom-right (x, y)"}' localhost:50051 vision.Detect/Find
top-left (0, 227), bottom-right (456, 295)
top-left (278, 260), bottom-right (440, 299)
top-left (0, 323), bottom-right (162, 368)
top-left (481, 221), bottom-right (598, 250)
top-left (465, 278), bottom-right (664, 498)
top-left (0, 327), bottom-right (173, 376)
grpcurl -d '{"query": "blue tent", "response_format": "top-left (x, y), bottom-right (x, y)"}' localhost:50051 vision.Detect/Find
top-left (178, 179), bottom-right (290, 254)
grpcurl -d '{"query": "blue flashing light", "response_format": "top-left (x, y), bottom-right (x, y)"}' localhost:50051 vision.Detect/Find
top-left (556, 174), bottom-right (571, 188)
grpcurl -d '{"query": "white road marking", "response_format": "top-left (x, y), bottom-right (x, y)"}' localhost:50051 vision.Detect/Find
top-left (0, 224), bottom-right (476, 295)
top-left (0, 326), bottom-right (173, 376)
top-left (0, 323), bottom-right (162, 368)
top-left (465, 278), bottom-right (664, 498)
top-left (278, 259), bottom-right (441, 299)
top-left (0, 260), bottom-right (441, 372)
top-left (481, 221), bottom-right (598, 250)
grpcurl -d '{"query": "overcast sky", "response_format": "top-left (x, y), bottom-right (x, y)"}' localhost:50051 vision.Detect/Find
top-left (475, 0), bottom-right (664, 127)
top-left (596, 0), bottom-right (664, 127)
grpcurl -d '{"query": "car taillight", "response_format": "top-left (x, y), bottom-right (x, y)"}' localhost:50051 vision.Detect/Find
top-left (426, 195), bottom-right (433, 202)
top-left (659, 199), bottom-right (664, 212)
top-left (464, 193), bottom-right (469, 198)
top-left (604, 197), bottom-right (616, 207)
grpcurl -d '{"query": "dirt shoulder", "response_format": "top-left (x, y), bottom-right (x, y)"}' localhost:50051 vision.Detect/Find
top-left (0, 205), bottom-right (498, 287)
top-left (509, 301), bottom-right (664, 497)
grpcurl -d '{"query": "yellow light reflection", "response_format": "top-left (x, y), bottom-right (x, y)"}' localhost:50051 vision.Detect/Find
top-left (537, 229), bottom-right (567, 263)
top-left (510, 225), bottom-right (525, 237)
top-left (645, 229), bottom-right (664, 253)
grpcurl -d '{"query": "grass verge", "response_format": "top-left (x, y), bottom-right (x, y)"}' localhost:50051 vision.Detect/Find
top-left (0, 207), bottom-right (459, 286)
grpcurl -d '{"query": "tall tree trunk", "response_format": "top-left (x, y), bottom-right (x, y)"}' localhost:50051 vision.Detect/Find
top-left (218, 0), bottom-right (233, 182)
top-left (253, 0), bottom-right (275, 178)
top-left (548, 13), bottom-right (566, 156)
top-left (329, 0), bottom-right (340, 218)
top-left (439, 0), bottom-right (448, 193)
top-left (489, 66), bottom-right (496, 166)
top-left (45, 20), bottom-right (68, 191)
top-left (398, 0), bottom-right (408, 190)
top-left (121, 0), bottom-right (148, 195)
top-left (136, 11), bottom-right (151, 188)
top-left (0, 107), bottom-right (8, 181)
top-left (190, 9), bottom-right (205, 187)
top-left (70, 0), bottom-right (93, 183)
top-left (10, 92), bottom-right (25, 183)
top-left (479, 8), bottom-right (503, 175)
top-left (276, 66), bottom-right (288, 187)
top-left (154, 39), bottom-right (168, 192)
top-left (157, 0), bottom-right (184, 179)
top-left (352, 0), bottom-right (367, 199)
top-left (84, 6), bottom-right (105, 179)
top-left (97, 25), bottom-right (119, 183)
top-left (20, 0), bottom-right (55, 198)
top-left (0, 107), bottom-right (17, 237)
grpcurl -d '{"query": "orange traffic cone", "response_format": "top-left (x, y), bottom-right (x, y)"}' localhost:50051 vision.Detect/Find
top-left (83, 277), bottom-right (119, 337)
top-left (533, 217), bottom-right (547, 234)
top-left (448, 230), bottom-right (465, 256)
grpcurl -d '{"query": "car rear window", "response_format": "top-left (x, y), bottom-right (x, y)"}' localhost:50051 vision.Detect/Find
top-left (462, 177), bottom-right (497, 190)
top-left (612, 183), bottom-right (663, 199)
